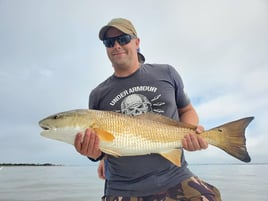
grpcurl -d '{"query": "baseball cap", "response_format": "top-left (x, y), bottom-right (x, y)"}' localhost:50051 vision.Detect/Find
top-left (99, 18), bottom-right (145, 63)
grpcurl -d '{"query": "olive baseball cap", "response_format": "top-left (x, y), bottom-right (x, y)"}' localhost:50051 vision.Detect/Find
top-left (99, 18), bottom-right (137, 40)
top-left (99, 18), bottom-right (145, 63)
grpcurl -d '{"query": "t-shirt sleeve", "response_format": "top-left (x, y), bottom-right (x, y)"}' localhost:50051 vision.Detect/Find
top-left (88, 89), bottom-right (98, 109)
top-left (88, 91), bottom-right (94, 109)
top-left (168, 65), bottom-right (190, 109)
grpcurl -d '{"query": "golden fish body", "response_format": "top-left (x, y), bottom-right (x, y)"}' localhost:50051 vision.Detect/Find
top-left (39, 109), bottom-right (253, 166)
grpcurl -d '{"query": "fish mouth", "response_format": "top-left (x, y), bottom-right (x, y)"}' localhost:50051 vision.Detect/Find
top-left (39, 124), bottom-right (59, 137)
top-left (39, 122), bottom-right (52, 131)
top-left (41, 126), bottom-right (50, 130)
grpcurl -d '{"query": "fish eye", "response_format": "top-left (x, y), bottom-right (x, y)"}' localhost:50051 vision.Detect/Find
top-left (54, 114), bottom-right (61, 119)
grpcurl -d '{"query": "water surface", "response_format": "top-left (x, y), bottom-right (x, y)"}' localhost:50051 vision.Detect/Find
top-left (0, 164), bottom-right (266, 201)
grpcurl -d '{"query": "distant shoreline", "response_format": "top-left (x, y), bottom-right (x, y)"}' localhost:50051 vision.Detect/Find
top-left (1, 163), bottom-right (267, 167)
top-left (0, 163), bottom-right (62, 166)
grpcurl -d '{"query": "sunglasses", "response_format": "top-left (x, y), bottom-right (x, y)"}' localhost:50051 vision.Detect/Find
top-left (103, 34), bottom-right (136, 48)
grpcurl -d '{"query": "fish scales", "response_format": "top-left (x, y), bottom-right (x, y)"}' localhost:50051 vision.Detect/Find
top-left (39, 109), bottom-right (254, 166)
top-left (93, 110), bottom-right (191, 155)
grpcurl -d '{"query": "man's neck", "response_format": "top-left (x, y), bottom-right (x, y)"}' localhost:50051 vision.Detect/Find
top-left (113, 62), bottom-right (141, 77)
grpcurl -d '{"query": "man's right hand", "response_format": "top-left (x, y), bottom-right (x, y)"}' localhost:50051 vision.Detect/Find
top-left (74, 128), bottom-right (102, 160)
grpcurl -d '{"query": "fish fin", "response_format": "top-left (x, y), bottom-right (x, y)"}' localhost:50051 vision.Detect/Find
top-left (93, 128), bottom-right (115, 142)
top-left (136, 113), bottom-right (197, 129)
top-left (206, 117), bottom-right (254, 163)
top-left (160, 149), bottom-right (182, 167)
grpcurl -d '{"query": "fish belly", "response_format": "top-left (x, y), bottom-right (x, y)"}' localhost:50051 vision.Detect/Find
top-left (99, 132), bottom-right (181, 156)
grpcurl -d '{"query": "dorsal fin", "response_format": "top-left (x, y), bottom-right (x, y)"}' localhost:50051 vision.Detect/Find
top-left (135, 112), bottom-right (197, 130)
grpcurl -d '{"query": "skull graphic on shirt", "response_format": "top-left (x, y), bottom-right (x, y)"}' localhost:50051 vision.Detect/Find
top-left (121, 94), bottom-right (152, 116)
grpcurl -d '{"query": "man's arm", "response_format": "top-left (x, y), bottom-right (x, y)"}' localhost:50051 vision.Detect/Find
top-left (178, 104), bottom-right (208, 151)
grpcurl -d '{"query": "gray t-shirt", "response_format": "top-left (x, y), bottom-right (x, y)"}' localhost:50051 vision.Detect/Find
top-left (89, 63), bottom-right (194, 196)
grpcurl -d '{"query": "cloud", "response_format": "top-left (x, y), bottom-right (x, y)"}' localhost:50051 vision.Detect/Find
top-left (0, 0), bottom-right (267, 165)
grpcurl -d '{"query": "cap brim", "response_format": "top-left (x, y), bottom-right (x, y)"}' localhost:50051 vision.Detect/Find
top-left (99, 26), bottom-right (111, 40)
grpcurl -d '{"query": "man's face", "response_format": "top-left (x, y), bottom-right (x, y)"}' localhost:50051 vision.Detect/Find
top-left (104, 28), bottom-right (140, 67)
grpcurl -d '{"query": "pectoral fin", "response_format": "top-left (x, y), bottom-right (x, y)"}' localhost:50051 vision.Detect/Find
top-left (160, 149), bottom-right (182, 167)
top-left (93, 128), bottom-right (115, 142)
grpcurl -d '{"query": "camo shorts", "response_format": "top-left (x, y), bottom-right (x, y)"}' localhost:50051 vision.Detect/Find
top-left (101, 177), bottom-right (221, 201)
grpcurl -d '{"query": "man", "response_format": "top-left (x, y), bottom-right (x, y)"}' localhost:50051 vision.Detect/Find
top-left (74, 18), bottom-right (222, 201)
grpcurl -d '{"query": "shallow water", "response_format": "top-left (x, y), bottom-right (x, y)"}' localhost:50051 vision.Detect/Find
top-left (0, 164), bottom-right (266, 201)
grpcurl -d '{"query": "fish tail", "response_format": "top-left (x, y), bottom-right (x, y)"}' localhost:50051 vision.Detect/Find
top-left (207, 117), bottom-right (254, 162)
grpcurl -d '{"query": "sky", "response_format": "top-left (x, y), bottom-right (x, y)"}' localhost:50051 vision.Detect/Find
top-left (0, 0), bottom-right (267, 165)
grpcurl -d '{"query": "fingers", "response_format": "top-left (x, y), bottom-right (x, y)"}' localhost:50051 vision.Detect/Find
top-left (198, 135), bottom-right (208, 149)
top-left (195, 125), bottom-right (208, 149)
top-left (74, 132), bottom-right (83, 152)
top-left (182, 133), bottom-right (208, 151)
top-left (195, 125), bottom-right (204, 134)
top-left (74, 128), bottom-right (102, 159)
top-left (81, 129), bottom-right (96, 155)
top-left (182, 133), bottom-right (200, 151)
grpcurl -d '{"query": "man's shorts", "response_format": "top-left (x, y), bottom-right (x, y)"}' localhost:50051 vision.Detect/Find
top-left (101, 176), bottom-right (222, 201)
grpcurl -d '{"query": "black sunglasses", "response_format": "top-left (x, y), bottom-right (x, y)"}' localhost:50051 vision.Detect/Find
top-left (103, 34), bottom-right (136, 48)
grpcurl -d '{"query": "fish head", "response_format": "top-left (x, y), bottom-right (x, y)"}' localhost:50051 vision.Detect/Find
top-left (39, 109), bottom-right (93, 130)
top-left (39, 109), bottom-right (94, 144)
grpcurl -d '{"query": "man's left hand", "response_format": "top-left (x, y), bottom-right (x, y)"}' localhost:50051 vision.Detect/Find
top-left (182, 125), bottom-right (208, 151)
